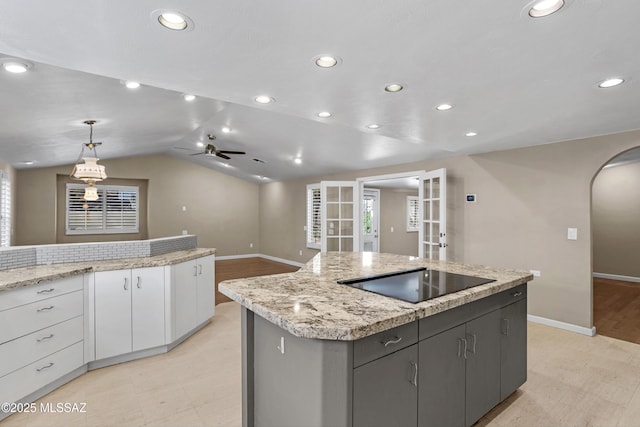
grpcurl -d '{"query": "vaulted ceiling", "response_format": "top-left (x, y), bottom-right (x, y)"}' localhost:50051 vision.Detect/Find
top-left (0, 1), bottom-right (638, 182)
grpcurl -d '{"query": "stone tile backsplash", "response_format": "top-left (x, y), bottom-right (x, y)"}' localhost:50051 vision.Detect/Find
top-left (0, 235), bottom-right (197, 270)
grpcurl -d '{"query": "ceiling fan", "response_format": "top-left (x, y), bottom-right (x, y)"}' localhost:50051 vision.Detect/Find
top-left (176, 134), bottom-right (246, 160)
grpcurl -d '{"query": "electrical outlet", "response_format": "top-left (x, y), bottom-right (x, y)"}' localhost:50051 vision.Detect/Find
top-left (249, 243), bottom-right (253, 248)
top-left (299, 250), bottom-right (303, 256)
top-left (530, 270), bottom-right (541, 277)
top-left (182, 230), bottom-right (188, 235)
top-left (567, 228), bottom-right (578, 240)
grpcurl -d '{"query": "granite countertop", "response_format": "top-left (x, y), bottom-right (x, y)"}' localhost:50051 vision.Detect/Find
top-left (0, 248), bottom-right (216, 293)
top-left (219, 252), bottom-right (533, 341)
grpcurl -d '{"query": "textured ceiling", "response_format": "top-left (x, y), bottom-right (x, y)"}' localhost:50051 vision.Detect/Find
top-left (0, 0), bottom-right (639, 182)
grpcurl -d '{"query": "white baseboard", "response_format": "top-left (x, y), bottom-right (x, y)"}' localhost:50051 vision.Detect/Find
top-left (592, 272), bottom-right (640, 283)
top-left (527, 314), bottom-right (596, 337)
top-left (215, 253), bottom-right (305, 268)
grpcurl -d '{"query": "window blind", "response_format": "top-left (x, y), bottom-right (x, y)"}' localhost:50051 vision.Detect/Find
top-left (407, 196), bottom-right (419, 232)
top-left (66, 183), bottom-right (139, 235)
top-left (0, 170), bottom-right (10, 247)
top-left (306, 184), bottom-right (321, 249)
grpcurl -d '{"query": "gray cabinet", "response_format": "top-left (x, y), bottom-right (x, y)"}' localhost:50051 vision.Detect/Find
top-left (500, 298), bottom-right (527, 400)
top-left (418, 324), bottom-right (465, 427)
top-left (353, 344), bottom-right (418, 427)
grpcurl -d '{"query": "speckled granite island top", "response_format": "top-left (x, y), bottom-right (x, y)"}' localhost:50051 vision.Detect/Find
top-left (0, 248), bottom-right (216, 292)
top-left (219, 252), bottom-right (532, 341)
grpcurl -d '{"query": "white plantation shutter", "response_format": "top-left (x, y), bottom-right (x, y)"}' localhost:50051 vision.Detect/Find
top-left (306, 184), bottom-right (321, 249)
top-left (407, 196), bottom-right (419, 232)
top-left (66, 184), bottom-right (139, 234)
top-left (0, 170), bottom-right (10, 247)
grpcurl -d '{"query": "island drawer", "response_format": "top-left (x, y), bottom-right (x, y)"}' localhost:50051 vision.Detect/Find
top-left (0, 316), bottom-right (84, 378)
top-left (0, 275), bottom-right (84, 312)
top-left (0, 290), bottom-right (83, 344)
top-left (419, 284), bottom-right (528, 341)
top-left (353, 321), bottom-right (418, 367)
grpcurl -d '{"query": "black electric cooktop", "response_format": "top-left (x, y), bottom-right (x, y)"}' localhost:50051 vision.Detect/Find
top-left (337, 267), bottom-right (496, 303)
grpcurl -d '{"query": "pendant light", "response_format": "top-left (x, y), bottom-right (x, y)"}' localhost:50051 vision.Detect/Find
top-left (70, 120), bottom-right (107, 201)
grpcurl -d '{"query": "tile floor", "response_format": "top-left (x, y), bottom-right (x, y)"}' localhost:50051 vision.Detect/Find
top-left (3, 302), bottom-right (640, 427)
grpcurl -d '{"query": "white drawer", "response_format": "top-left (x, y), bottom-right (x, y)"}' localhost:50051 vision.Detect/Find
top-left (0, 275), bottom-right (84, 312)
top-left (0, 316), bottom-right (83, 378)
top-left (0, 341), bottom-right (84, 404)
top-left (0, 290), bottom-right (83, 344)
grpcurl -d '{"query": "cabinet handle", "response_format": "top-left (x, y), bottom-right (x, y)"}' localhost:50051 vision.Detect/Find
top-left (37, 334), bottom-right (55, 342)
top-left (36, 288), bottom-right (55, 294)
top-left (124, 277), bottom-right (129, 291)
top-left (36, 305), bottom-right (54, 312)
top-left (193, 265), bottom-right (198, 277)
top-left (503, 318), bottom-right (510, 336)
top-left (382, 336), bottom-right (402, 347)
top-left (512, 291), bottom-right (523, 297)
top-left (137, 276), bottom-right (142, 289)
top-left (467, 333), bottom-right (477, 355)
top-left (198, 264), bottom-right (203, 275)
top-left (459, 338), bottom-right (468, 359)
top-left (408, 362), bottom-right (418, 387)
top-left (36, 362), bottom-right (54, 372)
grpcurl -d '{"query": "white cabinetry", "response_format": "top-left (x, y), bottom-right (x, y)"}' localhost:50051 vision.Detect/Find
top-left (0, 275), bottom-right (85, 405)
top-left (94, 266), bottom-right (165, 360)
top-left (171, 255), bottom-right (215, 340)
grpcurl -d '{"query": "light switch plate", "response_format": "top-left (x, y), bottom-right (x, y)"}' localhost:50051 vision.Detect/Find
top-left (567, 228), bottom-right (578, 240)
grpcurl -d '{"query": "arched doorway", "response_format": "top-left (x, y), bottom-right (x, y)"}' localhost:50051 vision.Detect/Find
top-left (592, 146), bottom-right (640, 343)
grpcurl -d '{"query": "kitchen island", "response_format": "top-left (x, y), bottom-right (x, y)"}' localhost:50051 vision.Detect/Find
top-left (220, 252), bottom-right (532, 427)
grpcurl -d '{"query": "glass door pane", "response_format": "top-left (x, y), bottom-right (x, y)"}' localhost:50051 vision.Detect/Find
top-left (321, 181), bottom-right (359, 252)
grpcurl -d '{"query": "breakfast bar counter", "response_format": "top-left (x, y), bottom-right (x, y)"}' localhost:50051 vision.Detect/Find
top-left (220, 252), bottom-right (532, 427)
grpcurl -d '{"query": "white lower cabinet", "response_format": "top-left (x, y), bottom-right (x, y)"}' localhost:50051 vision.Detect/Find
top-left (94, 266), bottom-right (165, 360)
top-left (171, 255), bottom-right (215, 340)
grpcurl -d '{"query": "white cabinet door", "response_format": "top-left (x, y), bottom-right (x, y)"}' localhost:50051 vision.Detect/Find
top-left (94, 270), bottom-right (132, 360)
top-left (173, 260), bottom-right (198, 339)
top-left (131, 266), bottom-right (165, 352)
top-left (196, 255), bottom-right (215, 324)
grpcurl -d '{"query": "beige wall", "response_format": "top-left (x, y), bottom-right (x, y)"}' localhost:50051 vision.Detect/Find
top-left (592, 161), bottom-right (640, 278)
top-left (259, 130), bottom-right (640, 329)
top-left (15, 154), bottom-right (260, 256)
top-left (375, 187), bottom-right (419, 257)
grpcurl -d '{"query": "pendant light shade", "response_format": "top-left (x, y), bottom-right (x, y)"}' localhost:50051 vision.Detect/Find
top-left (71, 120), bottom-right (107, 196)
top-left (83, 182), bottom-right (99, 201)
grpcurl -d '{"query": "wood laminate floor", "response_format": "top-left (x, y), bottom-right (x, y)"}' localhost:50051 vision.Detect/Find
top-left (594, 277), bottom-right (640, 344)
top-left (5, 260), bottom-right (640, 426)
top-left (215, 258), bottom-right (299, 305)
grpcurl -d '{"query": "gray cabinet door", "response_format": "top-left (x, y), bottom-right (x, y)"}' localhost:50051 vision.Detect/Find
top-left (353, 344), bottom-right (418, 427)
top-left (500, 299), bottom-right (527, 400)
top-left (465, 309), bottom-right (501, 427)
top-left (418, 324), bottom-right (466, 427)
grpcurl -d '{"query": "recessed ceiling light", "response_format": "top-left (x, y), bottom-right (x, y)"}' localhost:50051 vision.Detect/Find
top-left (255, 95), bottom-right (274, 104)
top-left (158, 12), bottom-right (188, 30)
top-left (384, 83), bottom-right (404, 92)
top-left (183, 94), bottom-right (196, 101)
top-left (222, 163), bottom-right (231, 168)
top-left (528, 0), bottom-right (564, 18)
top-left (314, 55), bottom-right (339, 68)
top-left (366, 124), bottom-right (381, 129)
top-left (2, 61), bottom-right (30, 73)
top-left (258, 176), bottom-right (269, 180)
top-left (317, 112), bottom-right (332, 118)
top-left (436, 103), bottom-right (453, 111)
top-left (598, 77), bottom-right (624, 88)
top-left (125, 81), bottom-right (140, 89)
top-left (22, 161), bottom-right (35, 165)
top-left (465, 132), bottom-right (478, 137)
top-left (294, 158), bottom-right (302, 165)
top-left (196, 142), bottom-right (205, 148)
top-left (222, 127), bottom-right (231, 133)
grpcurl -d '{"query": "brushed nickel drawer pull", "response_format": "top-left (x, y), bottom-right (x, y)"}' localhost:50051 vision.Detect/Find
top-left (124, 277), bottom-right (129, 291)
top-left (36, 305), bottom-right (54, 312)
top-left (137, 276), bottom-right (141, 289)
top-left (36, 288), bottom-right (55, 294)
top-left (198, 264), bottom-right (203, 275)
top-left (37, 334), bottom-right (55, 342)
top-left (36, 362), bottom-right (54, 372)
top-left (382, 336), bottom-right (402, 347)
top-left (512, 291), bottom-right (523, 297)
top-left (408, 362), bottom-right (418, 387)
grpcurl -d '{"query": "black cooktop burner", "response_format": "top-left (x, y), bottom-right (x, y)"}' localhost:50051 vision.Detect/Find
top-left (337, 267), bottom-right (496, 303)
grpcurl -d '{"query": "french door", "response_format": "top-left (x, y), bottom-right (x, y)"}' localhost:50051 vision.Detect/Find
top-left (421, 168), bottom-right (447, 260)
top-left (320, 181), bottom-right (359, 252)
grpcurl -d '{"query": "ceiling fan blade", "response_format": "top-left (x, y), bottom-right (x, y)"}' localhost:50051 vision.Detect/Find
top-left (173, 147), bottom-right (197, 152)
top-left (216, 152), bottom-right (231, 160)
top-left (189, 152), bottom-right (205, 156)
top-left (218, 150), bottom-right (246, 155)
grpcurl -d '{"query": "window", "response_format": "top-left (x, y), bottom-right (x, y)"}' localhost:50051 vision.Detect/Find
top-left (306, 183), bottom-right (321, 249)
top-left (66, 183), bottom-right (139, 235)
top-left (407, 196), bottom-right (419, 232)
top-left (0, 170), bottom-right (10, 247)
